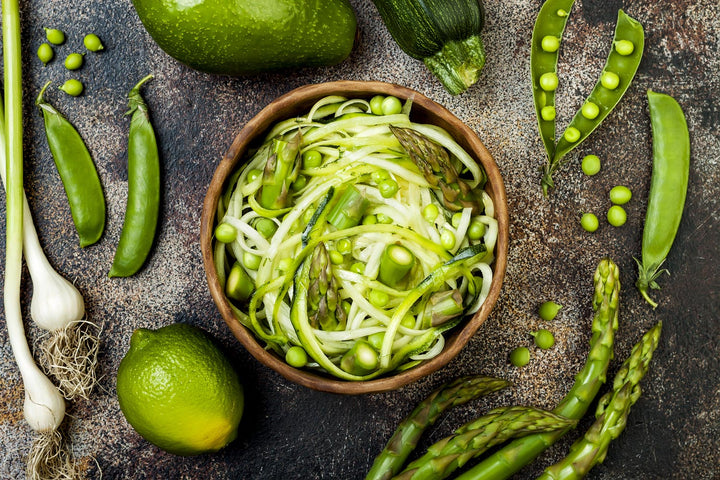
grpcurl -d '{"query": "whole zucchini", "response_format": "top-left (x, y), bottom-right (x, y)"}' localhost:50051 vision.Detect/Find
top-left (372, 0), bottom-right (486, 95)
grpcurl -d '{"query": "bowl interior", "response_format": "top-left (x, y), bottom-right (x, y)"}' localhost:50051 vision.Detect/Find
top-left (201, 80), bottom-right (508, 394)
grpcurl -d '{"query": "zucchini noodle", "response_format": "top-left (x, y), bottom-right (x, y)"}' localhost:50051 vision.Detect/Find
top-left (214, 95), bottom-right (497, 380)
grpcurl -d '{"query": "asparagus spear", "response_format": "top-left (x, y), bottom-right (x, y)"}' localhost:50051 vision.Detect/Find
top-left (365, 376), bottom-right (510, 480)
top-left (307, 242), bottom-right (346, 331)
top-left (538, 321), bottom-right (662, 480)
top-left (327, 185), bottom-right (369, 230)
top-left (258, 132), bottom-right (301, 210)
top-left (379, 244), bottom-right (415, 287)
top-left (395, 406), bottom-right (576, 480)
top-left (390, 126), bottom-right (483, 214)
top-left (455, 258), bottom-right (621, 480)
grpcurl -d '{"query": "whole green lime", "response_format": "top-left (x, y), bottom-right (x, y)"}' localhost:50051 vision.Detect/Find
top-left (131, 0), bottom-right (358, 75)
top-left (116, 323), bottom-right (244, 456)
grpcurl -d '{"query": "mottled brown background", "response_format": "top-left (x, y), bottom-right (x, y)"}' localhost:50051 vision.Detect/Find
top-left (1, 0), bottom-right (718, 479)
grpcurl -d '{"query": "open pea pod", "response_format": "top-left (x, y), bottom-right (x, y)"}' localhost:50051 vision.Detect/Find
top-left (541, 10), bottom-right (644, 194)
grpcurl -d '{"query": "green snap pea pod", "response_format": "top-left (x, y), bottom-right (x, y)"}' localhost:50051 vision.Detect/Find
top-left (36, 81), bottom-right (105, 247)
top-left (530, 0), bottom-right (575, 161)
top-left (635, 91), bottom-right (690, 308)
top-left (540, 10), bottom-right (644, 195)
top-left (109, 75), bottom-right (159, 277)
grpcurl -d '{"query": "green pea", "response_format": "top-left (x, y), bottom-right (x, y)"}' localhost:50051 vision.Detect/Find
top-left (601, 71), bottom-right (620, 90)
top-left (381, 96), bottom-right (403, 115)
top-left (401, 315), bottom-right (415, 329)
top-left (37, 43), bottom-right (53, 65)
top-left (278, 258), bottom-right (294, 272)
top-left (510, 347), bottom-right (530, 367)
top-left (422, 204), bottom-right (439, 222)
top-left (531, 329), bottom-right (555, 349)
top-left (468, 221), bottom-right (486, 240)
top-left (369, 289), bottom-right (390, 307)
top-left (291, 175), bottom-right (307, 191)
top-left (255, 217), bottom-right (277, 238)
top-left (378, 179), bottom-right (399, 198)
top-left (341, 300), bottom-right (351, 316)
top-left (329, 250), bottom-right (344, 265)
top-left (350, 262), bottom-right (365, 275)
top-left (563, 127), bottom-right (581, 143)
top-left (371, 169), bottom-right (390, 184)
top-left (539, 72), bottom-right (559, 91)
top-left (607, 205), bottom-right (627, 227)
top-left (614, 39), bottom-right (634, 56)
top-left (362, 215), bottom-right (377, 225)
top-left (336, 238), bottom-right (352, 255)
top-left (44, 27), bottom-right (65, 45)
top-left (83, 33), bottom-right (104, 52)
top-left (580, 213), bottom-right (599, 233)
top-left (440, 229), bottom-right (456, 250)
top-left (581, 154), bottom-right (601, 176)
top-left (302, 150), bottom-right (322, 168)
top-left (540, 35), bottom-right (560, 53)
top-left (243, 252), bottom-right (261, 270)
top-left (58, 79), bottom-right (84, 97)
top-left (581, 102), bottom-right (600, 120)
top-left (285, 346), bottom-right (308, 368)
top-left (64, 53), bottom-right (85, 71)
top-left (369, 95), bottom-right (385, 115)
top-left (538, 301), bottom-right (562, 321)
top-left (376, 213), bottom-right (393, 224)
top-left (368, 332), bottom-right (384, 350)
top-left (540, 106), bottom-right (556, 121)
top-left (609, 185), bottom-right (632, 205)
top-left (451, 212), bottom-right (463, 228)
top-left (214, 222), bottom-right (237, 243)
top-left (247, 169), bottom-right (262, 182)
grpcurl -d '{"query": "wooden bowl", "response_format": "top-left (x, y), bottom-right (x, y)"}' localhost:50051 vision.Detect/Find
top-left (201, 81), bottom-right (508, 394)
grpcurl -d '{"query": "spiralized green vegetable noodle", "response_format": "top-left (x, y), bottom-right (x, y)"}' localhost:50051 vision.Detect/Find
top-left (214, 95), bottom-right (497, 380)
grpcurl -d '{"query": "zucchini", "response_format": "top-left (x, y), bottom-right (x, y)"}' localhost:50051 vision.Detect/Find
top-left (372, 0), bottom-right (486, 95)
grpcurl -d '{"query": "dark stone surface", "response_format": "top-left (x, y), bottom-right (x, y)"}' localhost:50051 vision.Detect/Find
top-left (1, 0), bottom-right (718, 478)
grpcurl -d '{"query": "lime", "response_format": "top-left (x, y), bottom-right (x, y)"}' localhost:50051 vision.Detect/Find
top-left (116, 323), bottom-right (244, 456)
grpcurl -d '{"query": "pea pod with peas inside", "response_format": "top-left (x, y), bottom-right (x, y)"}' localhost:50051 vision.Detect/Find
top-left (636, 91), bottom-right (690, 308)
top-left (36, 81), bottom-right (105, 247)
top-left (109, 75), bottom-right (160, 277)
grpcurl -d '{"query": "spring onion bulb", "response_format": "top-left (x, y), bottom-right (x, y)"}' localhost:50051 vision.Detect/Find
top-left (214, 95), bottom-right (497, 380)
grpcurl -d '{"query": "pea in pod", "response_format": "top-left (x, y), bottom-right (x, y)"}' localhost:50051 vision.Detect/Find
top-left (109, 75), bottom-right (160, 277)
top-left (635, 91), bottom-right (690, 308)
top-left (36, 81), bottom-right (105, 247)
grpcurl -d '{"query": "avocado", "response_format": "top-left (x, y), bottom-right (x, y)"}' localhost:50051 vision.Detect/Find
top-left (131, 0), bottom-right (358, 75)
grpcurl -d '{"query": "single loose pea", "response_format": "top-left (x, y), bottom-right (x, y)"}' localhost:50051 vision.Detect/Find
top-left (607, 205), bottom-right (627, 227)
top-left (422, 204), bottom-right (439, 222)
top-left (539, 72), bottom-right (559, 91)
top-left (83, 33), bottom-right (104, 52)
top-left (510, 347), bottom-right (530, 367)
top-left (369, 289), bottom-right (390, 307)
top-left (341, 300), bottom-right (351, 316)
top-left (601, 71), bottom-right (620, 90)
top-left (58, 79), bottom-right (84, 97)
top-left (329, 250), bottom-right (344, 265)
top-left (531, 329), bottom-right (555, 349)
top-left (371, 169), bottom-right (390, 184)
top-left (581, 154), bottom-right (601, 176)
top-left (336, 238), bottom-right (352, 255)
top-left (37, 43), bottom-right (53, 65)
top-left (541, 35), bottom-right (560, 53)
top-left (64, 53), bottom-right (85, 71)
top-left (378, 179), bottom-right (399, 198)
top-left (381, 96), bottom-right (402, 115)
top-left (540, 106), bottom-right (556, 121)
top-left (302, 150), bottom-right (322, 168)
top-left (580, 213), bottom-right (599, 233)
top-left (581, 102), bottom-right (600, 120)
top-left (564, 127), bottom-right (581, 143)
top-left (369, 95), bottom-right (385, 115)
top-left (609, 185), bottom-right (632, 205)
top-left (440, 229), bottom-right (456, 250)
top-left (243, 252), bottom-right (261, 270)
top-left (255, 218), bottom-right (277, 238)
top-left (278, 258), bottom-right (294, 272)
top-left (614, 39), bottom-right (634, 56)
top-left (350, 262), bottom-right (365, 275)
top-left (538, 301), bottom-right (562, 321)
top-left (376, 213), bottom-right (393, 224)
top-left (247, 169), bottom-right (262, 182)
top-left (44, 27), bottom-right (65, 45)
top-left (285, 346), bottom-right (308, 368)
top-left (362, 215), bottom-right (377, 225)
top-left (468, 221), bottom-right (486, 240)
top-left (291, 175), bottom-right (307, 191)
top-left (401, 315), bottom-right (415, 329)
top-left (451, 212), bottom-right (463, 228)
top-left (368, 332), bottom-right (384, 350)
top-left (214, 223), bottom-right (237, 243)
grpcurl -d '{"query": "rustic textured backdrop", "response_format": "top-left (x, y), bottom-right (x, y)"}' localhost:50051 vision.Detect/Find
top-left (1, 0), bottom-right (718, 478)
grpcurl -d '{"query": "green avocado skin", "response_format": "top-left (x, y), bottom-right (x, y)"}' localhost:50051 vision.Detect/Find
top-left (132, 0), bottom-right (358, 75)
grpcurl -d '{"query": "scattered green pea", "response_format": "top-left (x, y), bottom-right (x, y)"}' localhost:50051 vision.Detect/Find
top-left (329, 250), bottom-right (344, 265)
top-left (563, 127), bottom-right (581, 143)
top-left (378, 179), bottom-right (398, 198)
top-left (376, 213), bottom-right (393, 224)
top-left (285, 346), bottom-right (308, 368)
top-left (371, 169), bottom-right (390, 184)
top-left (581, 102), bottom-right (600, 120)
top-left (540, 106), bottom-right (556, 121)
top-left (37, 43), bottom-right (53, 65)
top-left (83, 33), bottom-right (104, 52)
top-left (58, 79), bottom-right (84, 97)
top-left (302, 150), bottom-right (322, 169)
top-left (541, 35), bottom-right (560, 53)
top-left (581, 154), bottom-right (601, 176)
top-left (440, 229), bottom-right (456, 250)
top-left (336, 238), bottom-right (352, 255)
top-left (614, 39), bottom-right (634, 56)
top-left (451, 212), bottom-right (463, 228)
top-left (609, 185), bottom-right (632, 205)
top-left (255, 218), bottom-right (277, 238)
top-left (369, 95), bottom-right (385, 115)
top-left (368, 332), bottom-right (384, 350)
top-left (341, 300), bottom-right (351, 316)
top-left (422, 204), bottom-right (439, 222)
top-left (401, 315), bottom-right (415, 329)
top-left (247, 169), bottom-right (262, 182)
top-left (64, 52), bottom-right (85, 71)
top-left (468, 221), bottom-right (486, 240)
top-left (369, 289), bottom-right (390, 308)
top-left (538, 301), bottom-right (562, 321)
top-left (350, 262), bottom-right (365, 275)
top-left (214, 222), bottom-right (237, 243)
top-left (607, 205), bottom-right (627, 227)
top-left (600, 71), bottom-right (620, 90)
top-left (278, 258), bottom-right (294, 272)
top-left (531, 329), bottom-right (556, 349)
top-left (44, 27), bottom-right (65, 45)
top-left (539, 72), bottom-right (559, 91)
top-left (510, 347), bottom-right (530, 367)
top-left (381, 96), bottom-right (402, 115)
top-left (291, 175), bottom-right (307, 191)
top-left (243, 252), bottom-right (261, 270)
top-left (580, 213), bottom-right (599, 233)
top-left (362, 214), bottom-right (377, 225)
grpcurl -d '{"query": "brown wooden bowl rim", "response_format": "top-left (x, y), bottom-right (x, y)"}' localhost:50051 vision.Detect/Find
top-left (201, 80), bottom-right (508, 395)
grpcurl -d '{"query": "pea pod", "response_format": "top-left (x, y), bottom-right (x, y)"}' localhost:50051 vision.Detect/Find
top-left (636, 91), bottom-right (690, 308)
top-left (109, 75), bottom-right (160, 277)
top-left (36, 82), bottom-right (105, 247)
